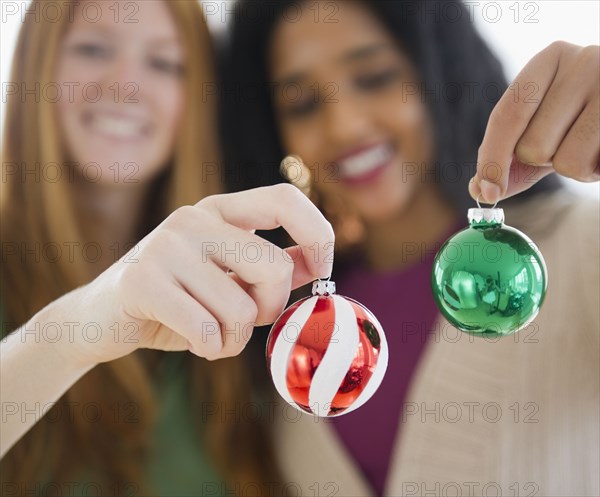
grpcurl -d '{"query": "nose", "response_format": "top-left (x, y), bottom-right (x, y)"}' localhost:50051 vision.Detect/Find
top-left (102, 49), bottom-right (144, 101)
top-left (321, 91), bottom-right (373, 148)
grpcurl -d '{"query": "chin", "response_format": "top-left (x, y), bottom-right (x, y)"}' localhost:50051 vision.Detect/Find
top-left (355, 195), bottom-right (410, 222)
top-left (71, 152), bottom-right (166, 185)
top-left (353, 184), bottom-right (414, 220)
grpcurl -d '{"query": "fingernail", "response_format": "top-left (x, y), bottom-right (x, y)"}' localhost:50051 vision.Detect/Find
top-left (469, 177), bottom-right (481, 196)
top-left (480, 180), bottom-right (501, 204)
top-left (316, 268), bottom-right (332, 281)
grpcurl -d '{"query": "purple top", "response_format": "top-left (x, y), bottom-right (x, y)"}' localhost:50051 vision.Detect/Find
top-left (330, 230), bottom-right (458, 496)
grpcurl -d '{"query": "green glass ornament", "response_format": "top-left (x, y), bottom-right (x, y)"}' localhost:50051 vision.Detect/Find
top-left (432, 203), bottom-right (548, 337)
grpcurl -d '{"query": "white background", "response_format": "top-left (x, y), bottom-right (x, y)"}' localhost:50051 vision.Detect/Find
top-left (1, 0), bottom-right (598, 198)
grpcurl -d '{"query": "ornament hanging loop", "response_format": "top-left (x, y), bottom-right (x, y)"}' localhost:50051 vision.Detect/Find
top-left (476, 193), bottom-right (498, 209)
top-left (469, 194), bottom-right (504, 225)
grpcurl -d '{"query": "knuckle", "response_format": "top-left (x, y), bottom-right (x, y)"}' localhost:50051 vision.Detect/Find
top-left (275, 182), bottom-right (305, 205)
top-left (552, 151), bottom-right (578, 178)
top-left (166, 205), bottom-right (199, 229)
top-left (274, 181), bottom-right (300, 196)
top-left (551, 154), bottom-right (569, 176)
top-left (194, 193), bottom-right (215, 209)
top-left (546, 40), bottom-right (571, 56)
top-left (515, 138), bottom-right (551, 166)
top-left (579, 45), bottom-right (600, 65)
top-left (553, 155), bottom-right (590, 181)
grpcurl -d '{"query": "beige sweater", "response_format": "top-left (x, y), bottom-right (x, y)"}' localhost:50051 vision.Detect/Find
top-left (273, 190), bottom-right (600, 497)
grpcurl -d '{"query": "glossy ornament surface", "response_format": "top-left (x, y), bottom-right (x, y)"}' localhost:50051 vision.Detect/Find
top-left (266, 280), bottom-right (388, 417)
top-left (432, 206), bottom-right (547, 337)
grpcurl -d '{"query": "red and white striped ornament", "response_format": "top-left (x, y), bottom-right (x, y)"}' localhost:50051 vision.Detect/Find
top-left (266, 280), bottom-right (388, 417)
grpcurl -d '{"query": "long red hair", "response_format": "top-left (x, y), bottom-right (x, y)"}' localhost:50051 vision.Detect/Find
top-left (0, 1), bottom-right (282, 494)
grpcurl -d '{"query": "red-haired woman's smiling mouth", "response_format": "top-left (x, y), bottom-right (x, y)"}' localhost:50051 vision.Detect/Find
top-left (82, 110), bottom-right (151, 142)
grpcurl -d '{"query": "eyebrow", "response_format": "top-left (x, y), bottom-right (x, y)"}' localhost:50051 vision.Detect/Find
top-left (67, 25), bottom-right (111, 37)
top-left (342, 43), bottom-right (392, 62)
top-left (148, 37), bottom-right (181, 49)
top-left (66, 25), bottom-right (179, 48)
top-left (275, 43), bottom-right (394, 86)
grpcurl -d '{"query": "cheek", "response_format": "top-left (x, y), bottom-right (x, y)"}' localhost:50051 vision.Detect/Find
top-left (150, 79), bottom-right (184, 140)
top-left (389, 97), bottom-right (433, 160)
top-left (55, 55), bottom-right (106, 111)
top-left (280, 121), bottom-right (324, 171)
top-left (53, 59), bottom-right (90, 158)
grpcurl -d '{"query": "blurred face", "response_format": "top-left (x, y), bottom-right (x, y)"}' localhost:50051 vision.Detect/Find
top-left (270, 1), bottom-right (434, 222)
top-left (56, 0), bottom-right (184, 186)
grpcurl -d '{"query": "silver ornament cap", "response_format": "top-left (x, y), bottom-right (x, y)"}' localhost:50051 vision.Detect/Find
top-left (468, 207), bottom-right (504, 225)
top-left (312, 280), bottom-right (336, 296)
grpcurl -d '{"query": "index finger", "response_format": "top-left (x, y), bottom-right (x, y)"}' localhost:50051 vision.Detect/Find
top-left (471, 44), bottom-right (560, 204)
top-left (196, 183), bottom-right (335, 279)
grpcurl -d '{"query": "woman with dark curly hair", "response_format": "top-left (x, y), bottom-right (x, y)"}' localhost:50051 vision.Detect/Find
top-left (222, 1), bottom-right (599, 495)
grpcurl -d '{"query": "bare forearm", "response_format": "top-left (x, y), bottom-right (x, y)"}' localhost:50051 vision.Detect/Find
top-left (0, 307), bottom-right (96, 458)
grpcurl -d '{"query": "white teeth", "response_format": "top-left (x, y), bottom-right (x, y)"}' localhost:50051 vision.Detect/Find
top-left (90, 114), bottom-right (145, 139)
top-left (338, 144), bottom-right (394, 179)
